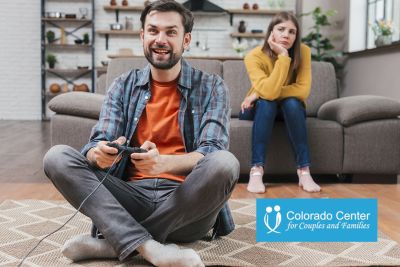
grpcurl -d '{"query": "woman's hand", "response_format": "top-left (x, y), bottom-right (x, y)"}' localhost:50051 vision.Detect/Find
top-left (241, 93), bottom-right (258, 113)
top-left (268, 33), bottom-right (288, 57)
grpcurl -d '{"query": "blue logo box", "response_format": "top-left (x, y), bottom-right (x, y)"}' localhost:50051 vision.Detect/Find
top-left (256, 198), bottom-right (377, 242)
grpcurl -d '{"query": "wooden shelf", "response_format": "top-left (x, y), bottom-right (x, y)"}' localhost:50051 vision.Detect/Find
top-left (96, 30), bottom-right (140, 35)
top-left (46, 68), bottom-right (93, 76)
top-left (42, 18), bottom-right (93, 22)
top-left (226, 9), bottom-right (292, 15)
top-left (103, 5), bottom-right (144, 11)
top-left (96, 66), bottom-right (108, 76)
top-left (45, 44), bottom-right (92, 49)
top-left (230, 32), bottom-right (265, 39)
top-left (226, 8), bottom-right (293, 25)
top-left (45, 91), bottom-right (69, 99)
top-left (107, 54), bottom-right (135, 59)
top-left (96, 30), bottom-right (140, 49)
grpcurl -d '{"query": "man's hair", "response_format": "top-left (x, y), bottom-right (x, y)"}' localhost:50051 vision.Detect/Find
top-left (140, 0), bottom-right (194, 33)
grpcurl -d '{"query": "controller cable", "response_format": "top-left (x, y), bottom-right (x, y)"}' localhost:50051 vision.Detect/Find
top-left (17, 150), bottom-right (124, 267)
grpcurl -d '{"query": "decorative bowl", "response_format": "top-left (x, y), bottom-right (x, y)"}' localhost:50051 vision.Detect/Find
top-left (110, 23), bottom-right (123, 30)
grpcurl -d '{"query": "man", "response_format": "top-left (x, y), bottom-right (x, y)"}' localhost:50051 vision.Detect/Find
top-left (43, 0), bottom-right (239, 266)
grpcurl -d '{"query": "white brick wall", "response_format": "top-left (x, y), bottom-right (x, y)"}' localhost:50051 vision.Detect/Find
top-left (0, 0), bottom-right (41, 120)
top-left (94, 0), bottom-right (296, 65)
top-left (0, 0), bottom-right (295, 120)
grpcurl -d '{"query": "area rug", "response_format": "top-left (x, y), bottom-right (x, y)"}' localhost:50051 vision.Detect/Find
top-left (0, 199), bottom-right (399, 267)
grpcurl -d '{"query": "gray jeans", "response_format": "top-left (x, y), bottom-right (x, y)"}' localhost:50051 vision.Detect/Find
top-left (43, 145), bottom-right (239, 261)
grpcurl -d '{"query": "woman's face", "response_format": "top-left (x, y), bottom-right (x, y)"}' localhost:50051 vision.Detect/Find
top-left (271, 20), bottom-right (297, 50)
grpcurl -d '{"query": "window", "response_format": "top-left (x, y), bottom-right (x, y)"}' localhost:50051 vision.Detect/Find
top-left (366, 0), bottom-right (398, 47)
top-left (348, 0), bottom-right (399, 52)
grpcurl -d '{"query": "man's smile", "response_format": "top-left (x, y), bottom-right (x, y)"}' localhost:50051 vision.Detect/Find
top-left (152, 47), bottom-right (171, 55)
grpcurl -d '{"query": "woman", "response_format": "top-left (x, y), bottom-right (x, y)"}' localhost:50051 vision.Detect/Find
top-left (240, 12), bottom-right (321, 194)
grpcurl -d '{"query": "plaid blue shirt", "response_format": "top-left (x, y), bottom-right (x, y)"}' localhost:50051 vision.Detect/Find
top-left (82, 59), bottom-right (234, 237)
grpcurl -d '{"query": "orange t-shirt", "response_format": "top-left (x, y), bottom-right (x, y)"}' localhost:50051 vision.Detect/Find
top-left (127, 79), bottom-right (186, 182)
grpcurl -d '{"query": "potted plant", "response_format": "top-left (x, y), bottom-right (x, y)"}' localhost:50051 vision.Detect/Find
top-left (46, 30), bottom-right (56, 44)
top-left (371, 19), bottom-right (393, 46)
top-left (46, 53), bottom-right (58, 69)
top-left (232, 39), bottom-right (248, 58)
top-left (301, 7), bottom-right (343, 73)
top-left (83, 33), bottom-right (90, 45)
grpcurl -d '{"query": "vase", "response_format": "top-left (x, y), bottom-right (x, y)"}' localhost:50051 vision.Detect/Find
top-left (238, 21), bottom-right (247, 33)
top-left (375, 35), bottom-right (392, 47)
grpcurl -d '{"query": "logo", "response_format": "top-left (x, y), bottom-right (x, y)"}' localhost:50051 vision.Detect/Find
top-left (264, 205), bottom-right (281, 234)
top-left (256, 198), bottom-right (377, 242)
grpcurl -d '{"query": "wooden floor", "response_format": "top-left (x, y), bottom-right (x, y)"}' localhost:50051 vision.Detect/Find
top-left (1, 120), bottom-right (399, 244)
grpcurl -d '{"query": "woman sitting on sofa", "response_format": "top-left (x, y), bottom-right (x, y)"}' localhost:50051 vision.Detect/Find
top-left (239, 11), bottom-right (321, 194)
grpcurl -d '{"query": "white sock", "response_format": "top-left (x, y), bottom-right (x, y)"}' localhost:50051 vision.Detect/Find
top-left (62, 234), bottom-right (117, 262)
top-left (298, 168), bottom-right (321, 193)
top-left (137, 239), bottom-right (204, 267)
top-left (247, 166), bottom-right (265, 193)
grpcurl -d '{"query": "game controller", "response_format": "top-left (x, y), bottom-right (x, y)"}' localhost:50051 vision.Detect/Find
top-left (106, 142), bottom-right (147, 156)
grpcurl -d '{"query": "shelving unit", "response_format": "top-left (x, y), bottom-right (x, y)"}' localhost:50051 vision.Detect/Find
top-left (96, 29), bottom-right (140, 50)
top-left (104, 5), bottom-right (144, 22)
top-left (40, 0), bottom-right (95, 120)
top-left (96, 5), bottom-right (144, 50)
top-left (227, 8), bottom-right (293, 25)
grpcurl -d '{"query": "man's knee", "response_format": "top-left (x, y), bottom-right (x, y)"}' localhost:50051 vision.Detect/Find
top-left (43, 145), bottom-right (81, 180)
top-left (204, 150), bottom-right (240, 184)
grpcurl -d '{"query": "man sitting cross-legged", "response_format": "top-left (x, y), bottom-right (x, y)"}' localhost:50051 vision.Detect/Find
top-left (43, 1), bottom-right (239, 266)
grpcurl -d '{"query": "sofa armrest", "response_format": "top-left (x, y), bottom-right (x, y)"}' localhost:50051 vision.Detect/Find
top-left (317, 95), bottom-right (400, 127)
top-left (48, 92), bottom-right (104, 120)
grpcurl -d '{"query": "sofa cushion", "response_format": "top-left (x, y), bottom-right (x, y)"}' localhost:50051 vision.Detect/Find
top-left (318, 95), bottom-right (400, 127)
top-left (223, 61), bottom-right (338, 118)
top-left (342, 119), bottom-right (400, 174)
top-left (51, 114), bottom-right (97, 150)
top-left (222, 60), bottom-right (251, 118)
top-left (96, 73), bottom-right (107, 95)
top-left (105, 57), bottom-right (223, 92)
top-left (48, 92), bottom-right (104, 120)
top-left (229, 117), bottom-right (343, 174)
top-left (106, 57), bottom-right (149, 90)
top-left (306, 61), bottom-right (338, 116)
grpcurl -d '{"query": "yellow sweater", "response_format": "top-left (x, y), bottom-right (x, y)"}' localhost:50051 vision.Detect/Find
top-left (244, 43), bottom-right (311, 102)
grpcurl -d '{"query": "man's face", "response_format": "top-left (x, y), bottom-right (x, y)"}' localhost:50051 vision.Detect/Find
top-left (141, 11), bottom-right (191, 70)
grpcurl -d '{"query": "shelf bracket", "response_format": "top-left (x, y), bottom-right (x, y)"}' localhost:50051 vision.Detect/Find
top-left (105, 34), bottom-right (109, 50)
top-left (229, 13), bottom-right (233, 26)
top-left (116, 9), bottom-right (120, 23)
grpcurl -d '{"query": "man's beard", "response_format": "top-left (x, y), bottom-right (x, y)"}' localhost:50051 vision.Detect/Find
top-left (144, 44), bottom-right (183, 70)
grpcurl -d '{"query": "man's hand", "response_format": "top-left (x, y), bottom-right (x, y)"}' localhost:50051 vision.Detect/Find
top-left (241, 92), bottom-right (258, 113)
top-left (130, 141), bottom-right (165, 176)
top-left (268, 33), bottom-right (288, 57)
top-left (87, 136), bottom-right (126, 169)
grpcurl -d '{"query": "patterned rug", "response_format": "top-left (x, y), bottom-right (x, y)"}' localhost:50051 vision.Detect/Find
top-left (0, 199), bottom-right (400, 267)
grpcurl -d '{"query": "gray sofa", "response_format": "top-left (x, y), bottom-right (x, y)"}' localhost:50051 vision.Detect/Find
top-left (49, 57), bottom-right (400, 180)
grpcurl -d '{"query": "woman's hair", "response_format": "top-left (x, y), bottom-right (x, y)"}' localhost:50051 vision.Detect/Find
top-left (262, 12), bottom-right (301, 82)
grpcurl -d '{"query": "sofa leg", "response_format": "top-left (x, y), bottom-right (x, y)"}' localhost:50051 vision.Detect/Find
top-left (350, 174), bottom-right (398, 184)
top-left (336, 174), bottom-right (352, 183)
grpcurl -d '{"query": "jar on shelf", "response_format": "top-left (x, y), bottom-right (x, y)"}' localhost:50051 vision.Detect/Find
top-left (125, 17), bottom-right (133, 31)
top-left (238, 21), bottom-right (247, 33)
